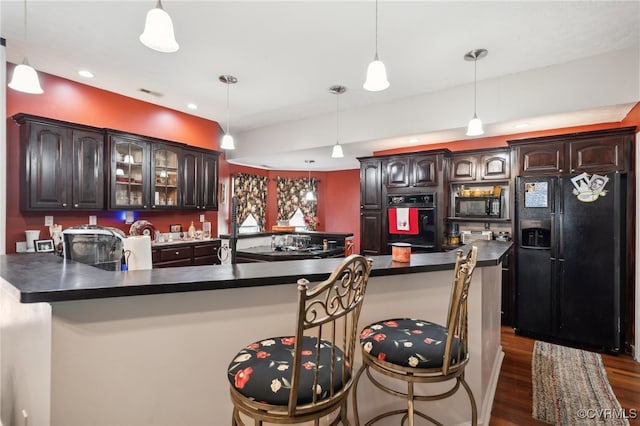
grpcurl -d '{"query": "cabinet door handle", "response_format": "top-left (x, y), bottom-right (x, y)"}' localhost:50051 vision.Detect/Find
top-left (152, 205), bottom-right (156, 209)
top-left (73, 204), bottom-right (78, 208)
top-left (62, 203), bottom-right (67, 207)
top-left (143, 205), bottom-right (148, 209)
top-left (175, 251), bottom-right (180, 255)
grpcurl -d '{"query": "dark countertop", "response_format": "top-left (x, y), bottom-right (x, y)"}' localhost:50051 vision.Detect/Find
top-left (0, 240), bottom-right (511, 304)
top-left (236, 245), bottom-right (345, 261)
top-left (219, 231), bottom-right (353, 239)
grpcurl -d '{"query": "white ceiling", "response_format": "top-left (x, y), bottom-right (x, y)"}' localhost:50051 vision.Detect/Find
top-left (2, 1), bottom-right (639, 171)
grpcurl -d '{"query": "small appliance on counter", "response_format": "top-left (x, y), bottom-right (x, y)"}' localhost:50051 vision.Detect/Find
top-left (460, 230), bottom-right (493, 244)
top-left (63, 225), bottom-right (126, 271)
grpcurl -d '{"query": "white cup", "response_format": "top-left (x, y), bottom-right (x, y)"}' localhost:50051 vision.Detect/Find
top-left (25, 230), bottom-right (40, 252)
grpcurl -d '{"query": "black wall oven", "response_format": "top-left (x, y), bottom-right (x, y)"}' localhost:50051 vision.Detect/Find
top-left (386, 193), bottom-right (437, 252)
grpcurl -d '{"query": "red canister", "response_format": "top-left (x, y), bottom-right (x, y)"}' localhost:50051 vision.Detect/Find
top-left (391, 243), bottom-right (411, 263)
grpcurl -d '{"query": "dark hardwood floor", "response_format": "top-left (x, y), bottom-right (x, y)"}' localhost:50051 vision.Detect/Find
top-left (490, 326), bottom-right (640, 426)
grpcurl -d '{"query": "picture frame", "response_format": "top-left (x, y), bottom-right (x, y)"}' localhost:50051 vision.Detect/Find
top-left (35, 239), bottom-right (55, 253)
top-left (169, 224), bottom-right (182, 233)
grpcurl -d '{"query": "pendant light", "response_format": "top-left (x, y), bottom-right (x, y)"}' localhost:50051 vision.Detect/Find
top-left (329, 85), bottom-right (346, 158)
top-left (219, 75), bottom-right (238, 150)
top-left (465, 48), bottom-right (488, 137)
top-left (305, 160), bottom-right (316, 202)
top-left (363, 0), bottom-right (389, 92)
top-left (139, 0), bottom-right (179, 53)
top-left (8, 0), bottom-right (43, 94)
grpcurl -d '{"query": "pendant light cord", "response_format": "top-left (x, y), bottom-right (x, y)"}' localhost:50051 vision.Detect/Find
top-left (225, 83), bottom-right (231, 134)
top-left (473, 57), bottom-right (478, 115)
top-left (336, 92), bottom-right (340, 145)
top-left (374, 0), bottom-right (379, 58)
top-left (23, 0), bottom-right (28, 48)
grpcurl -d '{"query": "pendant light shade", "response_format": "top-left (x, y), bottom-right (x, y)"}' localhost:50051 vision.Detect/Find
top-left (363, 0), bottom-right (389, 92)
top-left (466, 114), bottom-right (484, 137)
top-left (305, 160), bottom-right (316, 201)
top-left (364, 55), bottom-right (389, 92)
top-left (140, 0), bottom-right (179, 53)
top-left (9, 0), bottom-right (43, 94)
top-left (219, 75), bottom-right (238, 150)
top-left (464, 48), bottom-right (487, 137)
top-left (331, 144), bottom-right (344, 159)
top-left (329, 85), bottom-right (346, 158)
top-left (220, 134), bottom-right (235, 150)
top-left (9, 58), bottom-right (43, 94)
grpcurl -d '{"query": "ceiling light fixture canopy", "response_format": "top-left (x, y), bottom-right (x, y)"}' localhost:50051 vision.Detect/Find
top-left (8, 0), bottom-right (43, 94)
top-left (139, 0), bottom-right (179, 53)
top-left (363, 0), bottom-right (389, 92)
top-left (465, 48), bottom-right (488, 137)
top-left (219, 75), bottom-right (238, 150)
top-left (305, 160), bottom-right (316, 201)
top-left (329, 85), bottom-right (346, 159)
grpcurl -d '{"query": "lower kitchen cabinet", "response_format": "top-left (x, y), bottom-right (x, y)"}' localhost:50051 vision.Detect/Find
top-left (152, 239), bottom-right (221, 268)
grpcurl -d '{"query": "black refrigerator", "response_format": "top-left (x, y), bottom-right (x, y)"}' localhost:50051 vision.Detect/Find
top-left (514, 172), bottom-right (625, 353)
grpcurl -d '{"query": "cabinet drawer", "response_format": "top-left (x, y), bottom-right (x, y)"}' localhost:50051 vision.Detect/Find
top-left (158, 246), bottom-right (193, 262)
top-left (154, 258), bottom-right (193, 268)
top-left (194, 242), bottom-right (220, 257)
top-left (193, 255), bottom-right (218, 266)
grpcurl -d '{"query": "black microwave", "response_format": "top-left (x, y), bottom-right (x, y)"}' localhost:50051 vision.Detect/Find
top-left (455, 196), bottom-right (501, 218)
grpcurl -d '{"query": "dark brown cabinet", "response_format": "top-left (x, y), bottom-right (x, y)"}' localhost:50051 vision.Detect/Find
top-left (449, 148), bottom-right (510, 182)
top-left (16, 114), bottom-right (104, 211)
top-left (152, 239), bottom-right (221, 268)
top-left (385, 154), bottom-right (438, 188)
top-left (360, 158), bottom-right (383, 210)
top-left (360, 210), bottom-right (383, 256)
top-left (109, 131), bottom-right (150, 210)
top-left (358, 157), bottom-right (383, 255)
top-left (151, 144), bottom-right (180, 209)
top-left (510, 127), bottom-right (633, 176)
top-left (182, 148), bottom-right (220, 211)
top-left (108, 131), bottom-right (220, 211)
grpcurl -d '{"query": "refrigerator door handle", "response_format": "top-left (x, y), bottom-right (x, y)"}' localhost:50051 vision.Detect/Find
top-left (558, 212), bottom-right (564, 259)
top-left (550, 212), bottom-right (556, 259)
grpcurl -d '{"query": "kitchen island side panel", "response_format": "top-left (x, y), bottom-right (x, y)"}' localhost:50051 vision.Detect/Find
top-left (44, 267), bottom-right (502, 426)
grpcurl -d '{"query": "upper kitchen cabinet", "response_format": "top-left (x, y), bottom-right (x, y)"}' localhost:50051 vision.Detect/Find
top-left (151, 144), bottom-right (180, 209)
top-left (108, 131), bottom-right (150, 210)
top-left (182, 147), bottom-right (220, 211)
top-left (448, 148), bottom-right (510, 182)
top-left (359, 157), bottom-right (383, 210)
top-left (15, 114), bottom-right (104, 211)
top-left (384, 152), bottom-right (444, 190)
top-left (509, 127), bottom-right (635, 176)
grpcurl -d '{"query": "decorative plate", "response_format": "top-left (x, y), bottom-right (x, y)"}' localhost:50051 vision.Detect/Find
top-left (129, 220), bottom-right (156, 239)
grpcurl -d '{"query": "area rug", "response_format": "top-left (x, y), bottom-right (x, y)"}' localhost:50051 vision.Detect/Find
top-left (532, 341), bottom-right (629, 425)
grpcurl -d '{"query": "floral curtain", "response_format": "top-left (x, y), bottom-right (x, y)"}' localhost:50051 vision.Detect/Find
top-left (232, 173), bottom-right (269, 230)
top-left (276, 176), bottom-right (319, 230)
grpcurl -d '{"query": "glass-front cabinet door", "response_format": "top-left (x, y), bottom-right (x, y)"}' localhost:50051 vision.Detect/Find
top-left (110, 133), bottom-right (149, 209)
top-left (151, 145), bottom-right (180, 209)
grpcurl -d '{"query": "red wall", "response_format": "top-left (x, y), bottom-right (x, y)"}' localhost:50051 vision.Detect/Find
top-left (5, 64), bottom-right (224, 253)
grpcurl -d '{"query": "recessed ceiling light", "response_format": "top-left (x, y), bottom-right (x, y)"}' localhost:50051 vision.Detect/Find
top-left (514, 122), bottom-right (529, 129)
top-left (78, 69), bottom-right (94, 78)
top-left (408, 137), bottom-right (420, 143)
top-left (187, 103), bottom-right (198, 110)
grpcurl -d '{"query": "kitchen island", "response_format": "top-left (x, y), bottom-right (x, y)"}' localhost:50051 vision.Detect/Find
top-left (0, 240), bottom-right (510, 426)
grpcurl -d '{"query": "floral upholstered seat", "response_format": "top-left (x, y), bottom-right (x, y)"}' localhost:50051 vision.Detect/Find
top-left (359, 318), bottom-right (464, 369)
top-left (227, 335), bottom-right (349, 405)
top-left (227, 254), bottom-right (373, 426)
top-left (352, 247), bottom-right (479, 426)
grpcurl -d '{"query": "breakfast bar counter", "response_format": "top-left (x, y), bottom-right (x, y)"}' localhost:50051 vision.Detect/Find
top-left (0, 240), bottom-right (510, 426)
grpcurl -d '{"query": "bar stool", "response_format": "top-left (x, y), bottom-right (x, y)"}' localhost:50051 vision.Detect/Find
top-left (227, 254), bottom-right (373, 425)
top-left (352, 247), bottom-right (478, 426)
